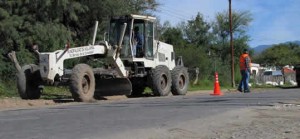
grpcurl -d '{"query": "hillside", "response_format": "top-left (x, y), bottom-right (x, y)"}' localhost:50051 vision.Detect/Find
top-left (252, 40), bottom-right (300, 55)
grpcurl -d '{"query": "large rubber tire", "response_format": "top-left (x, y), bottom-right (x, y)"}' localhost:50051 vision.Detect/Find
top-left (69, 64), bottom-right (95, 102)
top-left (151, 65), bottom-right (171, 96)
top-left (17, 64), bottom-right (42, 99)
top-left (171, 66), bottom-right (189, 95)
top-left (126, 77), bottom-right (146, 98)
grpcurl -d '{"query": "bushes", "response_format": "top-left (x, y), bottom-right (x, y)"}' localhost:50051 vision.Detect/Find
top-left (0, 81), bottom-right (18, 98)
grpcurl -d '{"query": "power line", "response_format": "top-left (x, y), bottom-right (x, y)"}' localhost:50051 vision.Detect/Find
top-left (157, 7), bottom-right (187, 19)
top-left (163, 5), bottom-right (197, 16)
top-left (159, 7), bottom-right (190, 18)
top-left (156, 7), bottom-right (187, 21)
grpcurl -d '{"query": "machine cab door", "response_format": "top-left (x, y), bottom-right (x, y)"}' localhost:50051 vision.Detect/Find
top-left (131, 19), bottom-right (154, 59)
top-left (108, 16), bottom-right (154, 60)
top-left (144, 21), bottom-right (154, 59)
top-left (108, 17), bottom-right (133, 58)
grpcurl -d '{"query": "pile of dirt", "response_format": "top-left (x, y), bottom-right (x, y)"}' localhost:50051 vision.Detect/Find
top-left (0, 97), bottom-right (58, 110)
top-left (0, 95), bottom-right (130, 111)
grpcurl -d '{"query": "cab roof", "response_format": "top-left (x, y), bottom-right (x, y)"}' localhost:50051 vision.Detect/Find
top-left (110, 14), bottom-right (156, 22)
top-left (130, 14), bottom-right (156, 22)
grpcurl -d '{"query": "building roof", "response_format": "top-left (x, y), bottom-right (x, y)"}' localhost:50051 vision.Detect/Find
top-left (251, 63), bottom-right (260, 67)
top-left (282, 67), bottom-right (295, 74)
top-left (263, 70), bottom-right (282, 76)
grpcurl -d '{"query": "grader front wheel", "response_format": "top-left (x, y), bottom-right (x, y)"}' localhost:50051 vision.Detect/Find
top-left (69, 64), bottom-right (95, 102)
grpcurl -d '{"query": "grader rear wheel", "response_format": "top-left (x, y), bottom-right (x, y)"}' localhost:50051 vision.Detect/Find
top-left (69, 64), bottom-right (95, 102)
top-left (171, 66), bottom-right (189, 95)
top-left (151, 65), bottom-right (171, 96)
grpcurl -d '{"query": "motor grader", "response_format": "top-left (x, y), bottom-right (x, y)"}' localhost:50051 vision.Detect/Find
top-left (17, 14), bottom-right (189, 102)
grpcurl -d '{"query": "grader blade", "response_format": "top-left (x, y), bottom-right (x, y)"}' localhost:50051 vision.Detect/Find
top-left (94, 78), bottom-right (132, 96)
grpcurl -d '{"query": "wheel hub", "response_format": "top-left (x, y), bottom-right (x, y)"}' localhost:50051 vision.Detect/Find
top-left (82, 74), bottom-right (90, 94)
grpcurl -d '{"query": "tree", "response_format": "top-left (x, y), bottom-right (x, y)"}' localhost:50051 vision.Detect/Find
top-left (211, 10), bottom-right (252, 80)
top-left (160, 25), bottom-right (186, 48)
top-left (212, 10), bottom-right (252, 58)
top-left (159, 14), bottom-right (214, 81)
top-left (184, 13), bottom-right (211, 47)
top-left (197, 10), bottom-right (252, 85)
top-left (254, 43), bottom-right (300, 67)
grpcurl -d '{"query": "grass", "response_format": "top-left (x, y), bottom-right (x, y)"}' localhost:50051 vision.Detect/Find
top-left (188, 78), bottom-right (237, 91)
top-left (188, 84), bottom-right (237, 91)
top-left (0, 81), bottom-right (18, 98)
top-left (188, 85), bottom-right (212, 91)
top-left (0, 80), bottom-right (71, 99)
top-left (41, 86), bottom-right (71, 100)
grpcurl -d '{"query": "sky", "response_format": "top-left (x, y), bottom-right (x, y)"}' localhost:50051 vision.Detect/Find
top-left (154, 0), bottom-right (300, 47)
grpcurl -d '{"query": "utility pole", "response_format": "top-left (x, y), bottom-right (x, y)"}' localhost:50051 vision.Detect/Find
top-left (229, 0), bottom-right (235, 87)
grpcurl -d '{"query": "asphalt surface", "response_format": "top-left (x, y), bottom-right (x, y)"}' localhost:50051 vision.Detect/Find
top-left (0, 88), bottom-right (299, 139)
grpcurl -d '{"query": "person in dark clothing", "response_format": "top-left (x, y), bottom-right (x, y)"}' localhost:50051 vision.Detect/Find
top-left (134, 26), bottom-right (143, 57)
top-left (238, 49), bottom-right (251, 93)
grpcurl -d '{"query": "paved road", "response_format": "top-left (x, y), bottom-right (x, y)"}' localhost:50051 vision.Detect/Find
top-left (0, 88), bottom-right (299, 139)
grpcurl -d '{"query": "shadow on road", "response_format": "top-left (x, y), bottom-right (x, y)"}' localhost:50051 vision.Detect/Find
top-left (278, 86), bottom-right (300, 89)
top-left (41, 93), bottom-right (74, 103)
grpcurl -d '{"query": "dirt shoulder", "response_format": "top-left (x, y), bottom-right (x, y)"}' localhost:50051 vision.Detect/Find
top-left (143, 100), bottom-right (300, 139)
top-left (0, 95), bottom-right (130, 111)
top-left (201, 102), bottom-right (300, 139)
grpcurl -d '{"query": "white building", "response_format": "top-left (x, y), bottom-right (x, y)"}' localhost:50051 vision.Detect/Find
top-left (251, 63), bottom-right (260, 76)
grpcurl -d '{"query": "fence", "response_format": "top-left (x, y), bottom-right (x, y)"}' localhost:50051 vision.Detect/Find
top-left (252, 69), bottom-right (296, 86)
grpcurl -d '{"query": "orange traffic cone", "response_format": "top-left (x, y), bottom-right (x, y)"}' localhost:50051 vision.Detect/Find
top-left (211, 72), bottom-right (223, 96)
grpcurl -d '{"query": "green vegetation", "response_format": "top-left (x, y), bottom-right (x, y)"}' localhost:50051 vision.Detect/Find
top-left (160, 11), bottom-right (253, 87)
top-left (0, 80), bottom-right (18, 98)
top-left (253, 43), bottom-right (300, 67)
top-left (188, 82), bottom-right (236, 91)
top-left (41, 87), bottom-right (71, 100)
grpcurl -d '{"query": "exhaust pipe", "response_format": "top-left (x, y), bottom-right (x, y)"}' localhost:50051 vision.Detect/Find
top-left (92, 21), bottom-right (99, 46)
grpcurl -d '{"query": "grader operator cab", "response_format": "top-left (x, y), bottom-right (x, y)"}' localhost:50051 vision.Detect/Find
top-left (17, 14), bottom-right (189, 102)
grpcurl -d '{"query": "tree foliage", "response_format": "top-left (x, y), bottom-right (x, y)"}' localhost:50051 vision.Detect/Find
top-left (254, 43), bottom-right (300, 67)
top-left (160, 25), bottom-right (186, 47)
top-left (212, 10), bottom-right (252, 58)
top-left (185, 13), bottom-right (211, 46)
top-left (159, 10), bottom-right (253, 86)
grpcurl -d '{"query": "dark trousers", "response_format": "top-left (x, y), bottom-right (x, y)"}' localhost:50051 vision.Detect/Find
top-left (238, 70), bottom-right (250, 92)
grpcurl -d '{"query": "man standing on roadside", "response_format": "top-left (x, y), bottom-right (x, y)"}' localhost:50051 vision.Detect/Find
top-left (238, 49), bottom-right (251, 93)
